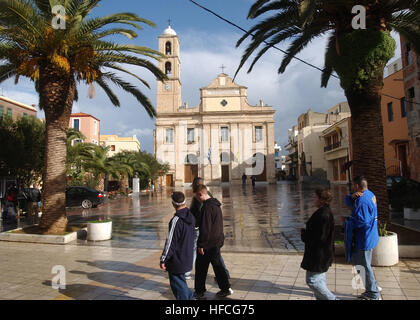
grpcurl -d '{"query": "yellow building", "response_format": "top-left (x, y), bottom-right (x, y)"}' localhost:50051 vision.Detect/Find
top-left (100, 135), bottom-right (141, 157)
top-left (154, 25), bottom-right (276, 187)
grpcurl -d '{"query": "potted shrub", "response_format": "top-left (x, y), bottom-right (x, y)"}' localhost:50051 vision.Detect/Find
top-left (87, 218), bottom-right (112, 241)
top-left (403, 192), bottom-right (420, 221)
top-left (372, 223), bottom-right (399, 267)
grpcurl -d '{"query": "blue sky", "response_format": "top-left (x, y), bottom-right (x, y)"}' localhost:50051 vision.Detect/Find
top-left (0, 0), bottom-right (402, 153)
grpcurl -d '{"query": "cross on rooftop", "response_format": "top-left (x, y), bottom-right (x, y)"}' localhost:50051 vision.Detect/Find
top-left (220, 64), bottom-right (226, 74)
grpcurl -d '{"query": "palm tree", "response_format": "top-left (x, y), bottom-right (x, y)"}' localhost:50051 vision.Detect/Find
top-left (0, 0), bottom-right (166, 233)
top-left (236, 0), bottom-right (420, 223)
top-left (111, 151), bottom-right (150, 192)
top-left (78, 144), bottom-right (118, 190)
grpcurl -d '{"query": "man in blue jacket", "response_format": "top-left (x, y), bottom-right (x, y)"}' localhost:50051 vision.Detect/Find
top-left (344, 176), bottom-right (380, 300)
top-left (160, 192), bottom-right (195, 300)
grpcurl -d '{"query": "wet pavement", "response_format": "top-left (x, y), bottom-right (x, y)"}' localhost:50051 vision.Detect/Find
top-left (2, 181), bottom-right (415, 252)
top-left (62, 182), bottom-right (353, 253)
top-left (1, 182), bottom-right (420, 300)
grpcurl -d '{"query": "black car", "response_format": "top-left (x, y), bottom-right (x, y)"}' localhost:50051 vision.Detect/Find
top-left (66, 186), bottom-right (106, 209)
top-left (387, 176), bottom-right (420, 208)
top-left (387, 176), bottom-right (420, 193)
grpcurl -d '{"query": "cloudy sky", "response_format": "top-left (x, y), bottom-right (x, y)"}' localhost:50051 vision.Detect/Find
top-left (0, 0), bottom-right (402, 153)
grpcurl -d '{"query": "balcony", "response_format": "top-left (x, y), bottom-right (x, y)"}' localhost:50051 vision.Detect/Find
top-left (324, 141), bottom-right (341, 152)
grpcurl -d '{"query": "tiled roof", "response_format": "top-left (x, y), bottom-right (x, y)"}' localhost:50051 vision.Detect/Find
top-left (70, 112), bottom-right (100, 121)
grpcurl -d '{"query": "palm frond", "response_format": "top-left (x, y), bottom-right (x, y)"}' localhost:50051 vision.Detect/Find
top-left (299, 0), bottom-right (318, 27)
top-left (103, 62), bottom-right (151, 89)
top-left (96, 52), bottom-right (167, 82)
top-left (251, 0), bottom-right (297, 19)
top-left (102, 72), bottom-right (156, 118)
top-left (248, 0), bottom-right (271, 19)
top-left (94, 77), bottom-right (120, 107)
top-left (0, 63), bottom-right (16, 84)
top-left (278, 25), bottom-right (328, 74)
top-left (321, 34), bottom-right (336, 88)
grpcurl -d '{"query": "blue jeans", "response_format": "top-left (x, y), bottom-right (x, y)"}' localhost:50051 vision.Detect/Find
top-left (306, 271), bottom-right (337, 300)
top-left (168, 273), bottom-right (193, 300)
top-left (351, 249), bottom-right (379, 299)
top-left (185, 228), bottom-right (200, 277)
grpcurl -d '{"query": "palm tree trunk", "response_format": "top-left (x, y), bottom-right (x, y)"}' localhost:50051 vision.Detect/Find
top-left (346, 88), bottom-right (389, 224)
top-left (38, 63), bottom-right (76, 234)
top-left (331, 30), bottom-right (395, 225)
top-left (97, 174), bottom-right (105, 192)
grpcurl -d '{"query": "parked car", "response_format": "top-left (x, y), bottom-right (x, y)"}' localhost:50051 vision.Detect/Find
top-left (66, 186), bottom-right (106, 209)
top-left (387, 176), bottom-right (420, 194)
top-left (387, 176), bottom-right (420, 210)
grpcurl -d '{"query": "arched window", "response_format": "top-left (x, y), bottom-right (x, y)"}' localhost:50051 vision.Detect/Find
top-left (220, 152), bottom-right (230, 164)
top-left (165, 41), bottom-right (172, 55)
top-left (185, 154), bottom-right (198, 165)
top-left (165, 62), bottom-right (172, 76)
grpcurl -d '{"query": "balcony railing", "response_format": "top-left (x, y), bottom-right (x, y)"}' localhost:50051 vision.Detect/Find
top-left (324, 141), bottom-right (341, 152)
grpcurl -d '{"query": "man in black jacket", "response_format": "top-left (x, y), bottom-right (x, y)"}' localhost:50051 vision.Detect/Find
top-left (160, 192), bottom-right (195, 300)
top-left (194, 185), bottom-right (233, 299)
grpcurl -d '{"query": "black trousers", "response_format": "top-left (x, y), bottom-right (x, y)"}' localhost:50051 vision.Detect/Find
top-left (194, 246), bottom-right (230, 293)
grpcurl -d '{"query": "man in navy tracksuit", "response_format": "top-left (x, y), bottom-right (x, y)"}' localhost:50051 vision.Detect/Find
top-left (160, 192), bottom-right (195, 300)
top-left (344, 176), bottom-right (380, 300)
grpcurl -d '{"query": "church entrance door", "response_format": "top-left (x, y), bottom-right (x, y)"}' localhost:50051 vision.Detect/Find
top-left (184, 165), bottom-right (198, 183)
top-left (166, 174), bottom-right (174, 187)
top-left (221, 165), bottom-right (230, 182)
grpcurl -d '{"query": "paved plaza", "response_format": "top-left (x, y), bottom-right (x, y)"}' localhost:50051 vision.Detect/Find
top-left (1, 242), bottom-right (420, 300)
top-left (0, 182), bottom-right (420, 300)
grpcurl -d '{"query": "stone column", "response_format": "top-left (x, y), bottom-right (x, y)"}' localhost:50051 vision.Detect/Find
top-left (266, 121), bottom-right (276, 184)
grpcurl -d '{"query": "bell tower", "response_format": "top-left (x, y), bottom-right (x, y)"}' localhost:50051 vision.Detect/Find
top-left (157, 24), bottom-right (182, 114)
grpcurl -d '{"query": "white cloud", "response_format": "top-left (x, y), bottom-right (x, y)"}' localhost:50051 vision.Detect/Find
top-left (0, 28), bottom-right (402, 153)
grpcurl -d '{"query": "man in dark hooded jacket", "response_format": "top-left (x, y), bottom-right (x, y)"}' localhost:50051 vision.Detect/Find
top-left (194, 185), bottom-right (233, 299)
top-left (160, 192), bottom-right (195, 300)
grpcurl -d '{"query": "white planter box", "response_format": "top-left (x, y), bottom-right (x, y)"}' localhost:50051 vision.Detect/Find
top-left (372, 232), bottom-right (399, 267)
top-left (403, 208), bottom-right (420, 221)
top-left (0, 228), bottom-right (77, 244)
top-left (87, 221), bottom-right (112, 241)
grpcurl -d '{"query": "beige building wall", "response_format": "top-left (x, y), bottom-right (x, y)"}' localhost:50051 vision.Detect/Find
top-left (322, 117), bottom-right (352, 184)
top-left (154, 27), bottom-right (276, 187)
top-left (0, 96), bottom-right (37, 120)
top-left (100, 135), bottom-right (141, 157)
top-left (296, 102), bottom-right (350, 181)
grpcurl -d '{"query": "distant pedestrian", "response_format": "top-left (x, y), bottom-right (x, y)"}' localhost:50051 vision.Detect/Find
top-left (5, 183), bottom-right (18, 220)
top-left (194, 185), bottom-right (233, 299)
top-left (23, 188), bottom-right (41, 217)
top-left (301, 188), bottom-right (336, 300)
top-left (160, 191), bottom-right (195, 300)
top-left (242, 173), bottom-right (247, 186)
top-left (344, 176), bottom-right (380, 300)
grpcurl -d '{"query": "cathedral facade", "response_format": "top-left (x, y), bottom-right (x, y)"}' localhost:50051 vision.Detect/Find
top-left (154, 26), bottom-right (276, 187)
